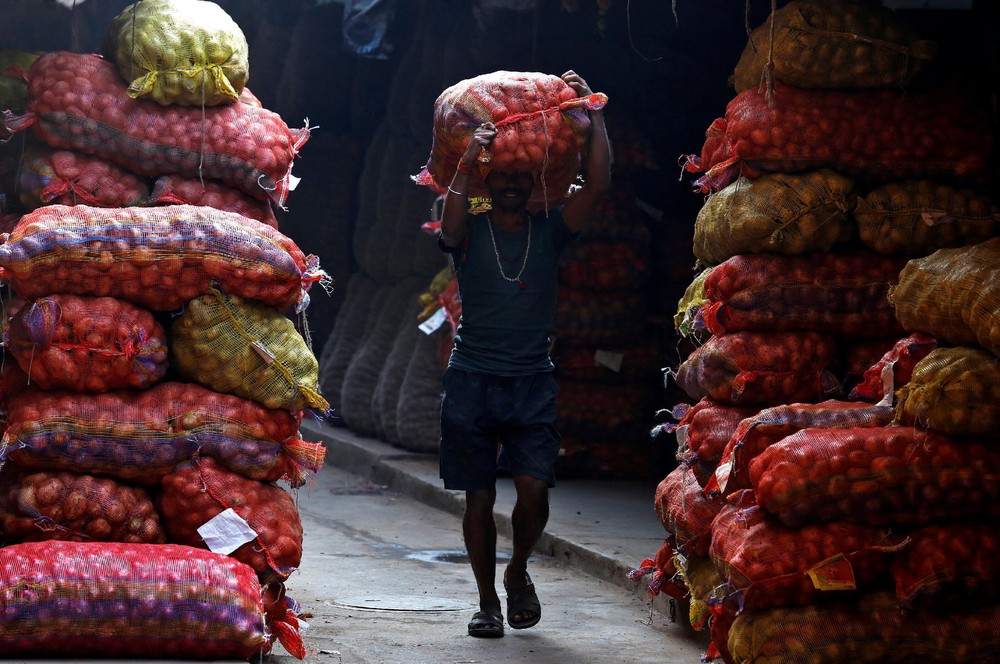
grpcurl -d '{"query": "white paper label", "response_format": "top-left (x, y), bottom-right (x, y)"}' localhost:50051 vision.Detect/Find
top-left (594, 350), bottom-right (625, 373)
top-left (714, 457), bottom-right (733, 493)
top-left (419, 307), bottom-right (448, 334)
top-left (286, 172), bottom-right (302, 192)
top-left (197, 508), bottom-right (258, 555)
top-left (675, 424), bottom-right (689, 454)
top-left (876, 358), bottom-right (898, 408)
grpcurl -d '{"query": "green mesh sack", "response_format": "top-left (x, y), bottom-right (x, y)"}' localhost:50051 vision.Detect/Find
top-left (694, 170), bottom-right (856, 266)
top-left (732, 0), bottom-right (936, 92)
top-left (171, 288), bottom-right (327, 413)
top-left (103, 0), bottom-right (249, 107)
top-left (896, 346), bottom-right (1000, 438)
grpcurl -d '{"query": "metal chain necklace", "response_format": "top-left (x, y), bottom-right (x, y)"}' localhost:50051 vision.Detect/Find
top-left (486, 214), bottom-right (531, 290)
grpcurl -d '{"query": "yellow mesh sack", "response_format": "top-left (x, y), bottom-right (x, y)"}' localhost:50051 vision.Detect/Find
top-left (855, 180), bottom-right (1000, 256)
top-left (674, 267), bottom-right (712, 338)
top-left (889, 237), bottom-right (1000, 356)
top-left (103, 0), bottom-right (249, 106)
top-left (895, 346), bottom-right (1000, 438)
top-left (694, 170), bottom-right (856, 266)
top-left (732, 0), bottom-right (936, 92)
top-left (170, 288), bottom-right (327, 413)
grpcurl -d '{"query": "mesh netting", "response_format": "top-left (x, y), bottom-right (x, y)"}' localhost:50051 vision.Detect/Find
top-left (2, 380), bottom-right (324, 487)
top-left (170, 288), bottom-right (326, 413)
top-left (103, 0), bottom-right (249, 107)
top-left (701, 251), bottom-right (907, 338)
top-left (694, 171), bottom-right (856, 266)
top-left (0, 466), bottom-right (165, 544)
top-left (16, 148), bottom-right (150, 210)
top-left (669, 397), bottom-right (759, 468)
top-left (654, 464), bottom-right (723, 557)
top-left (415, 70), bottom-right (606, 209)
top-left (149, 174), bottom-right (278, 228)
top-left (0, 204), bottom-right (325, 313)
top-left (710, 489), bottom-right (903, 612)
top-left (556, 380), bottom-right (657, 444)
top-left (890, 237), bottom-right (1000, 356)
top-left (7, 51), bottom-right (307, 205)
top-left (0, 540), bottom-right (270, 659)
top-left (4, 293), bottom-right (167, 392)
top-left (891, 523), bottom-right (1000, 606)
top-left (158, 456), bottom-right (302, 585)
top-left (750, 426), bottom-right (1000, 528)
top-left (676, 553), bottom-right (724, 632)
top-left (855, 179), bottom-right (1000, 257)
top-left (553, 288), bottom-right (647, 347)
top-left (706, 400), bottom-right (895, 499)
top-left (683, 83), bottom-right (993, 194)
top-left (552, 336), bottom-right (661, 384)
top-left (675, 267), bottom-right (712, 339)
top-left (848, 332), bottom-right (937, 404)
top-left (558, 239), bottom-right (650, 291)
top-left (732, 0), bottom-right (935, 92)
top-left (673, 330), bottom-right (838, 407)
top-left (895, 346), bottom-right (1000, 438)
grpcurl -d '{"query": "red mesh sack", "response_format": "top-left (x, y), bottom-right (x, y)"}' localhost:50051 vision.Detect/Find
top-left (682, 82), bottom-right (993, 194)
top-left (0, 204), bottom-right (327, 312)
top-left (891, 523), bottom-right (1000, 606)
top-left (551, 336), bottom-right (661, 384)
top-left (4, 294), bottom-right (168, 392)
top-left (150, 174), bottom-right (279, 229)
top-left (673, 331), bottom-right (838, 407)
top-left (701, 251), bottom-right (908, 338)
top-left (710, 490), bottom-right (905, 612)
top-left (0, 540), bottom-right (291, 660)
top-left (0, 466), bottom-right (165, 544)
top-left (1, 381), bottom-right (325, 487)
top-left (654, 465), bottom-right (724, 557)
top-left (556, 380), bottom-right (656, 443)
top-left (666, 397), bottom-right (759, 468)
top-left (16, 148), bottom-right (149, 210)
top-left (750, 426), bottom-right (1000, 527)
top-left (158, 456), bottom-right (303, 584)
top-left (558, 239), bottom-right (649, 291)
top-left (705, 400), bottom-right (895, 499)
top-left (415, 71), bottom-right (607, 209)
top-left (553, 288), bottom-right (647, 346)
top-left (628, 535), bottom-right (686, 602)
top-left (4, 51), bottom-right (308, 205)
top-left (848, 333), bottom-right (937, 403)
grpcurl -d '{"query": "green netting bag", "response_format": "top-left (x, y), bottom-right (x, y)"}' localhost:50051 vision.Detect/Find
top-left (103, 0), bottom-right (249, 107)
top-left (170, 288), bottom-right (328, 413)
top-left (732, 0), bottom-right (936, 92)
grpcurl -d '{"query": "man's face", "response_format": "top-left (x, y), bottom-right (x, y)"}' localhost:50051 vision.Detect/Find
top-left (485, 170), bottom-right (534, 211)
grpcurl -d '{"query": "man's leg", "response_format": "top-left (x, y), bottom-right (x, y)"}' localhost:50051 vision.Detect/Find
top-left (504, 474), bottom-right (548, 626)
top-left (465, 487), bottom-right (501, 615)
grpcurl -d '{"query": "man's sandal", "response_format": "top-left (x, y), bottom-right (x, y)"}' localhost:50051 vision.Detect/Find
top-left (468, 608), bottom-right (504, 638)
top-left (504, 572), bottom-right (541, 630)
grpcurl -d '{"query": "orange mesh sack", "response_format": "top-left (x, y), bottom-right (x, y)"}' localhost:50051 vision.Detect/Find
top-left (0, 541), bottom-right (279, 659)
top-left (732, 0), bottom-right (935, 92)
top-left (705, 400), bottom-right (895, 499)
top-left (889, 237), bottom-right (1000, 356)
top-left (673, 331), bottom-right (838, 407)
top-left (683, 83), bottom-right (993, 194)
top-left (1, 381), bottom-right (325, 487)
top-left (654, 465), bottom-right (723, 557)
top-left (416, 71), bottom-right (607, 208)
top-left (728, 590), bottom-right (1000, 664)
top-left (710, 490), bottom-right (905, 612)
top-left (750, 426), bottom-right (1000, 528)
top-left (848, 332), bottom-right (937, 404)
top-left (628, 535), bottom-right (686, 602)
top-left (895, 346), bottom-right (1000, 438)
top-left (102, 0), bottom-right (249, 107)
top-left (158, 456), bottom-right (303, 584)
top-left (891, 523), bottom-right (1000, 606)
top-left (4, 51), bottom-right (306, 205)
top-left (149, 174), bottom-right (278, 228)
top-left (701, 251), bottom-right (907, 338)
top-left (170, 288), bottom-right (327, 413)
top-left (694, 170), bottom-right (856, 266)
top-left (3, 294), bottom-right (168, 392)
top-left (666, 397), bottom-right (759, 468)
top-left (0, 204), bottom-right (326, 313)
top-left (0, 467), bottom-right (165, 544)
top-left (17, 148), bottom-right (150, 210)
top-left (855, 180), bottom-right (1000, 257)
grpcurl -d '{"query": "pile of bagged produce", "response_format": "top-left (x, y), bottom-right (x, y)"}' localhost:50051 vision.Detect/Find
top-left (634, 1), bottom-right (1000, 662)
top-left (0, 0), bottom-right (326, 659)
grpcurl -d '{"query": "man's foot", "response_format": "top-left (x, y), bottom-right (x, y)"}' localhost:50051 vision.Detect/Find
top-left (468, 608), bottom-right (504, 638)
top-left (504, 571), bottom-right (541, 630)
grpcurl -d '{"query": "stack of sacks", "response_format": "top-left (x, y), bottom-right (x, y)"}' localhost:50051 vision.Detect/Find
top-left (0, 1), bottom-right (324, 659)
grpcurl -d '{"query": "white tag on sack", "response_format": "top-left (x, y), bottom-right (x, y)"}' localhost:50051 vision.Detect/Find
top-left (251, 341), bottom-right (276, 364)
top-left (419, 307), bottom-right (448, 335)
top-left (594, 350), bottom-right (624, 373)
top-left (198, 508), bottom-right (258, 555)
top-left (675, 424), bottom-right (689, 455)
top-left (286, 172), bottom-right (302, 192)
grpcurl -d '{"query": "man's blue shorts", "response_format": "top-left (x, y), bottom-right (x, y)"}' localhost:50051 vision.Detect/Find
top-left (439, 368), bottom-right (561, 491)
